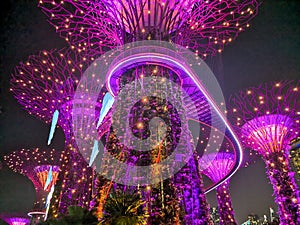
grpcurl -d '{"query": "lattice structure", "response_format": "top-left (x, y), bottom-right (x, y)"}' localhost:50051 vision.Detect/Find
top-left (9, 48), bottom-right (96, 216)
top-left (38, 0), bottom-right (259, 57)
top-left (10, 48), bottom-right (88, 138)
top-left (199, 153), bottom-right (237, 225)
top-left (228, 80), bottom-right (300, 225)
top-left (3, 148), bottom-right (61, 215)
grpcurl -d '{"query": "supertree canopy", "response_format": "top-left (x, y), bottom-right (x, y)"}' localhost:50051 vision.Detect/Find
top-left (10, 48), bottom-right (88, 139)
top-left (228, 80), bottom-right (300, 225)
top-left (38, 0), bottom-right (259, 56)
top-left (0, 216), bottom-right (30, 225)
top-left (10, 48), bottom-right (96, 216)
top-left (3, 148), bottom-right (62, 217)
top-left (199, 152), bottom-right (237, 225)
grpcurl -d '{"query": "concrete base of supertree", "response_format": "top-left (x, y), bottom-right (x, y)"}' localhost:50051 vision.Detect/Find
top-left (264, 151), bottom-right (300, 225)
top-left (216, 181), bottom-right (237, 225)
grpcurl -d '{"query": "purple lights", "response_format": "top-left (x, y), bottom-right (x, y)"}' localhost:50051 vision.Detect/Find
top-left (34, 165), bottom-right (60, 191)
top-left (1, 217), bottom-right (29, 225)
top-left (9, 47), bottom-right (95, 216)
top-left (10, 48), bottom-right (90, 140)
top-left (199, 153), bottom-right (237, 225)
top-left (199, 153), bottom-right (235, 183)
top-left (229, 80), bottom-right (300, 225)
top-left (6, 1), bottom-right (265, 223)
top-left (104, 0), bottom-right (195, 35)
top-left (38, 0), bottom-right (259, 56)
top-left (3, 148), bottom-right (61, 213)
top-left (3, 148), bottom-right (61, 191)
top-left (242, 114), bottom-right (295, 156)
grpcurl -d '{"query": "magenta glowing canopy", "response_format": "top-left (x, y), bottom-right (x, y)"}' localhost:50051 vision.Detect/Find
top-left (9, 48), bottom-right (92, 140)
top-left (1, 217), bottom-right (29, 225)
top-left (38, 0), bottom-right (259, 56)
top-left (229, 81), bottom-right (300, 225)
top-left (228, 80), bottom-right (300, 156)
top-left (199, 152), bottom-right (235, 183)
top-left (199, 152), bottom-right (237, 225)
top-left (3, 148), bottom-right (62, 191)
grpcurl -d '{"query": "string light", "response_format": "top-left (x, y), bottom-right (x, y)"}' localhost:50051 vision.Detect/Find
top-left (199, 153), bottom-right (237, 225)
top-left (228, 80), bottom-right (300, 225)
top-left (3, 148), bottom-right (62, 219)
top-left (38, 0), bottom-right (259, 57)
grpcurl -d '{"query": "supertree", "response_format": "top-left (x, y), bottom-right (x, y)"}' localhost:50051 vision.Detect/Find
top-left (103, 75), bottom-right (211, 224)
top-left (38, 0), bottom-right (259, 57)
top-left (71, 41), bottom-right (244, 224)
top-left (3, 148), bottom-right (61, 222)
top-left (290, 137), bottom-right (300, 187)
top-left (228, 80), bottom-right (300, 225)
top-left (9, 0), bottom-right (259, 223)
top-left (0, 216), bottom-right (30, 225)
top-left (199, 152), bottom-right (237, 225)
top-left (9, 48), bottom-right (98, 217)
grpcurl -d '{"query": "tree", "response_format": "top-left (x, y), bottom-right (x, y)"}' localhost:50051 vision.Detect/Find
top-left (37, 206), bottom-right (98, 225)
top-left (99, 190), bottom-right (148, 225)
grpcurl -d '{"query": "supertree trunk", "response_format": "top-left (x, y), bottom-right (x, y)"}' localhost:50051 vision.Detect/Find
top-left (216, 181), bottom-right (236, 225)
top-left (94, 65), bottom-right (212, 224)
top-left (264, 151), bottom-right (300, 225)
top-left (48, 139), bottom-right (94, 217)
top-left (175, 155), bottom-right (213, 225)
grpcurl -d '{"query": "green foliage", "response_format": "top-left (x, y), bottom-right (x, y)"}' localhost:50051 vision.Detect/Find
top-left (37, 206), bottom-right (98, 225)
top-left (99, 190), bottom-right (148, 225)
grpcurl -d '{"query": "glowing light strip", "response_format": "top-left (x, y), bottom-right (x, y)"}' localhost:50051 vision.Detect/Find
top-left (27, 211), bottom-right (46, 217)
top-left (106, 53), bottom-right (243, 193)
top-left (44, 185), bottom-right (55, 221)
top-left (89, 140), bottom-right (99, 167)
top-left (47, 110), bottom-right (59, 145)
top-left (96, 92), bottom-right (115, 129)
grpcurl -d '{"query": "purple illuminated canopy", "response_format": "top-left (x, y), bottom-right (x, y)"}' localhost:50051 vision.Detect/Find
top-left (9, 48), bottom-right (94, 141)
top-left (199, 153), bottom-right (237, 225)
top-left (0, 216), bottom-right (29, 225)
top-left (229, 80), bottom-right (300, 156)
top-left (39, 0), bottom-right (259, 56)
top-left (3, 148), bottom-right (62, 191)
top-left (199, 152), bottom-right (235, 183)
top-left (228, 80), bottom-right (300, 225)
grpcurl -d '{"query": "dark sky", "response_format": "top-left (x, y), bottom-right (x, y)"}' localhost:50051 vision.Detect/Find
top-left (0, 1), bottom-right (299, 224)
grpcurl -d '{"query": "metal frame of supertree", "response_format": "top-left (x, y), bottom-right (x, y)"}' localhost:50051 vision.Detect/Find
top-left (199, 152), bottom-right (237, 225)
top-left (3, 148), bottom-right (62, 216)
top-left (38, 0), bottom-right (259, 57)
top-left (228, 80), bottom-right (300, 225)
top-left (10, 48), bottom-right (96, 216)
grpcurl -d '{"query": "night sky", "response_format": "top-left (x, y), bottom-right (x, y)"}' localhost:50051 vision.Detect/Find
top-left (0, 1), bottom-right (299, 224)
